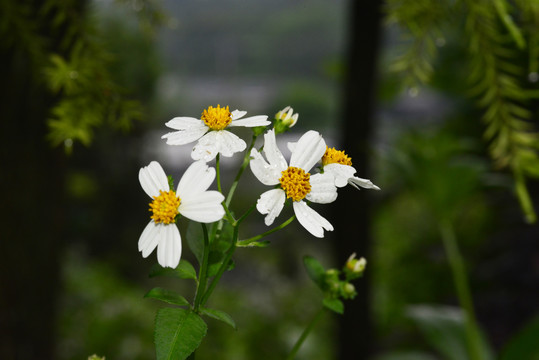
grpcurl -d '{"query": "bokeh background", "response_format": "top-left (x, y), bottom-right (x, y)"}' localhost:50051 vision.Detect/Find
top-left (1, 0), bottom-right (539, 359)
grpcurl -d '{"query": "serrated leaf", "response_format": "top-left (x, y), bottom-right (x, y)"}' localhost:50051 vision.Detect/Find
top-left (303, 256), bottom-right (327, 290)
top-left (149, 260), bottom-right (197, 281)
top-left (144, 287), bottom-right (189, 307)
top-left (200, 307), bottom-right (237, 330)
top-left (323, 297), bottom-right (344, 314)
top-left (155, 308), bottom-right (207, 360)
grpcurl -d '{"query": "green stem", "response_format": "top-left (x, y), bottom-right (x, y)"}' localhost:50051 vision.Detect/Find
top-left (216, 154), bottom-right (223, 194)
top-left (286, 307), bottom-right (327, 360)
top-left (193, 223), bottom-right (210, 312)
top-left (439, 220), bottom-right (483, 360)
top-left (226, 133), bottom-right (258, 207)
top-left (237, 215), bottom-right (295, 246)
top-left (200, 225), bottom-right (239, 307)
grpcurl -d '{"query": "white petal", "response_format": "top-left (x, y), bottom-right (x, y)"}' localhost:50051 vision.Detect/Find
top-left (156, 225), bottom-right (182, 268)
top-left (287, 141), bottom-right (297, 153)
top-left (293, 201), bottom-right (333, 238)
top-left (139, 161), bottom-right (169, 198)
top-left (256, 188), bottom-right (286, 226)
top-left (249, 148), bottom-right (282, 185)
top-left (263, 129), bottom-right (288, 171)
top-left (348, 176), bottom-right (381, 190)
top-left (164, 117), bottom-right (204, 130)
top-left (306, 173), bottom-right (338, 204)
top-left (176, 160), bottom-right (215, 198)
top-left (162, 118), bottom-right (208, 145)
top-left (231, 109), bottom-right (247, 120)
top-left (289, 130), bottom-right (326, 172)
top-left (229, 115), bottom-right (270, 127)
top-left (324, 163), bottom-right (357, 188)
top-left (191, 131), bottom-right (246, 161)
top-left (138, 221), bottom-right (161, 258)
top-left (179, 191), bottom-right (225, 223)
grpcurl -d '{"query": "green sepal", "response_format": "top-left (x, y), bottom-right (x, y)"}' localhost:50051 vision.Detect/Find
top-left (303, 256), bottom-right (327, 290)
top-left (167, 175), bottom-right (175, 190)
top-left (149, 260), bottom-right (197, 281)
top-left (323, 297), bottom-right (344, 314)
top-left (144, 287), bottom-right (190, 307)
top-left (155, 308), bottom-right (207, 360)
top-left (200, 307), bottom-right (237, 330)
top-left (252, 125), bottom-right (267, 136)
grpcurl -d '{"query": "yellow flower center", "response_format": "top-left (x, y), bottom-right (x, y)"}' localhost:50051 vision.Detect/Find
top-left (201, 105), bottom-right (232, 130)
top-left (149, 190), bottom-right (181, 224)
top-left (322, 147), bottom-right (352, 166)
top-left (279, 166), bottom-right (311, 202)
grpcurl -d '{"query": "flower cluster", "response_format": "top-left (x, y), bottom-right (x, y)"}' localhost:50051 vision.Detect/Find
top-left (138, 105), bottom-right (379, 268)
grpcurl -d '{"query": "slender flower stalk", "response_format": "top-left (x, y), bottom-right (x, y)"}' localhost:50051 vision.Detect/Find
top-left (286, 307), bottom-right (327, 360)
top-left (439, 220), bottom-right (483, 360)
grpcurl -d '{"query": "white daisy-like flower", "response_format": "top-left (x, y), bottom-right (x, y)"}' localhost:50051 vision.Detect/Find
top-left (321, 147), bottom-right (380, 190)
top-left (138, 160), bottom-right (225, 268)
top-left (162, 105), bottom-right (270, 162)
top-left (249, 129), bottom-right (338, 238)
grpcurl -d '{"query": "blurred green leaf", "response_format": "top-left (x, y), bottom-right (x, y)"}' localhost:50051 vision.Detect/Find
top-left (155, 308), bottom-right (207, 360)
top-left (406, 305), bottom-right (494, 360)
top-left (322, 298), bottom-right (344, 314)
top-left (303, 256), bottom-right (326, 290)
top-left (186, 221), bottom-right (204, 265)
top-left (200, 307), bottom-right (237, 330)
top-left (500, 314), bottom-right (539, 360)
top-left (144, 287), bottom-right (189, 307)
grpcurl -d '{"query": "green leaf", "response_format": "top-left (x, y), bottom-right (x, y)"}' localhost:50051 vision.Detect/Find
top-left (322, 298), bottom-right (344, 314)
top-left (207, 258), bottom-right (234, 278)
top-left (144, 287), bottom-right (189, 307)
top-left (303, 256), bottom-right (327, 290)
top-left (149, 260), bottom-right (197, 281)
top-left (200, 307), bottom-right (237, 330)
top-left (500, 314), bottom-right (539, 360)
top-left (186, 221), bottom-right (204, 265)
top-left (155, 308), bottom-right (207, 360)
top-left (406, 305), bottom-right (494, 360)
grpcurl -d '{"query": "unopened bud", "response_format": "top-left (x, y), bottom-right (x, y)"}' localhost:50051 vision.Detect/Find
top-left (345, 253), bottom-right (367, 279)
top-left (341, 282), bottom-right (357, 299)
top-left (274, 106), bottom-right (298, 134)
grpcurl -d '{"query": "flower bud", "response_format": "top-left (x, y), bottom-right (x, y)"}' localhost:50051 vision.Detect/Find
top-left (344, 253), bottom-right (367, 279)
top-left (341, 282), bottom-right (357, 299)
top-left (274, 106), bottom-right (298, 134)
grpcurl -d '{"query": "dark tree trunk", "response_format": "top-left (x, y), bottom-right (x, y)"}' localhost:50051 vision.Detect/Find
top-left (0, 2), bottom-right (86, 358)
top-left (333, 0), bottom-right (382, 358)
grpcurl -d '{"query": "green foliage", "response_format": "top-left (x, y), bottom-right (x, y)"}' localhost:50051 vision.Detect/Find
top-left (199, 307), bottom-right (237, 330)
top-left (144, 288), bottom-right (190, 307)
top-left (500, 314), bottom-right (539, 360)
top-left (386, 0), bottom-right (539, 222)
top-left (406, 305), bottom-right (494, 360)
top-left (154, 308), bottom-right (207, 360)
top-left (149, 260), bottom-right (198, 281)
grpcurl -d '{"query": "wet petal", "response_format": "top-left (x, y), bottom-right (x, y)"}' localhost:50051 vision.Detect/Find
top-left (324, 163), bottom-right (357, 188)
top-left (306, 173), bottom-right (338, 204)
top-left (230, 115), bottom-right (270, 127)
top-left (156, 224), bottom-right (182, 268)
top-left (138, 221), bottom-right (161, 258)
top-left (293, 201), bottom-right (333, 238)
top-left (162, 118), bottom-right (208, 145)
top-left (289, 130), bottom-right (326, 172)
top-left (180, 191), bottom-right (225, 223)
top-left (177, 160), bottom-right (215, 197)
top-left (249, 148), bottom-right (282, 185)
top-left (256, 188), bottom-right (286, 226)
top-left (348, 176), bottom-right (381, 190)
top-left (191, 131), bottom-right (246, 161)
top-left (139, 161), bottom-right (169, 198)
top-left (263, 129), bottom-right (288, 171)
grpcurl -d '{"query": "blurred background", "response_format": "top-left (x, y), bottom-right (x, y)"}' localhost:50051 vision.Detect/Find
top-left (1, 0), bottom-right (538, 359)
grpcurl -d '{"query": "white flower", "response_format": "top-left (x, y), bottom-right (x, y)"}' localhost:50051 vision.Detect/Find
top-left (274, 106), bottom-right (298, 133)
top-left (321, 147), bottom-right (380, 190)
top-left (138, 160), bottom-right (225, 268)
top-left (162, 105), bottom-right (270, 162)
top-left (249, 129), bottom-right (337, 238)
